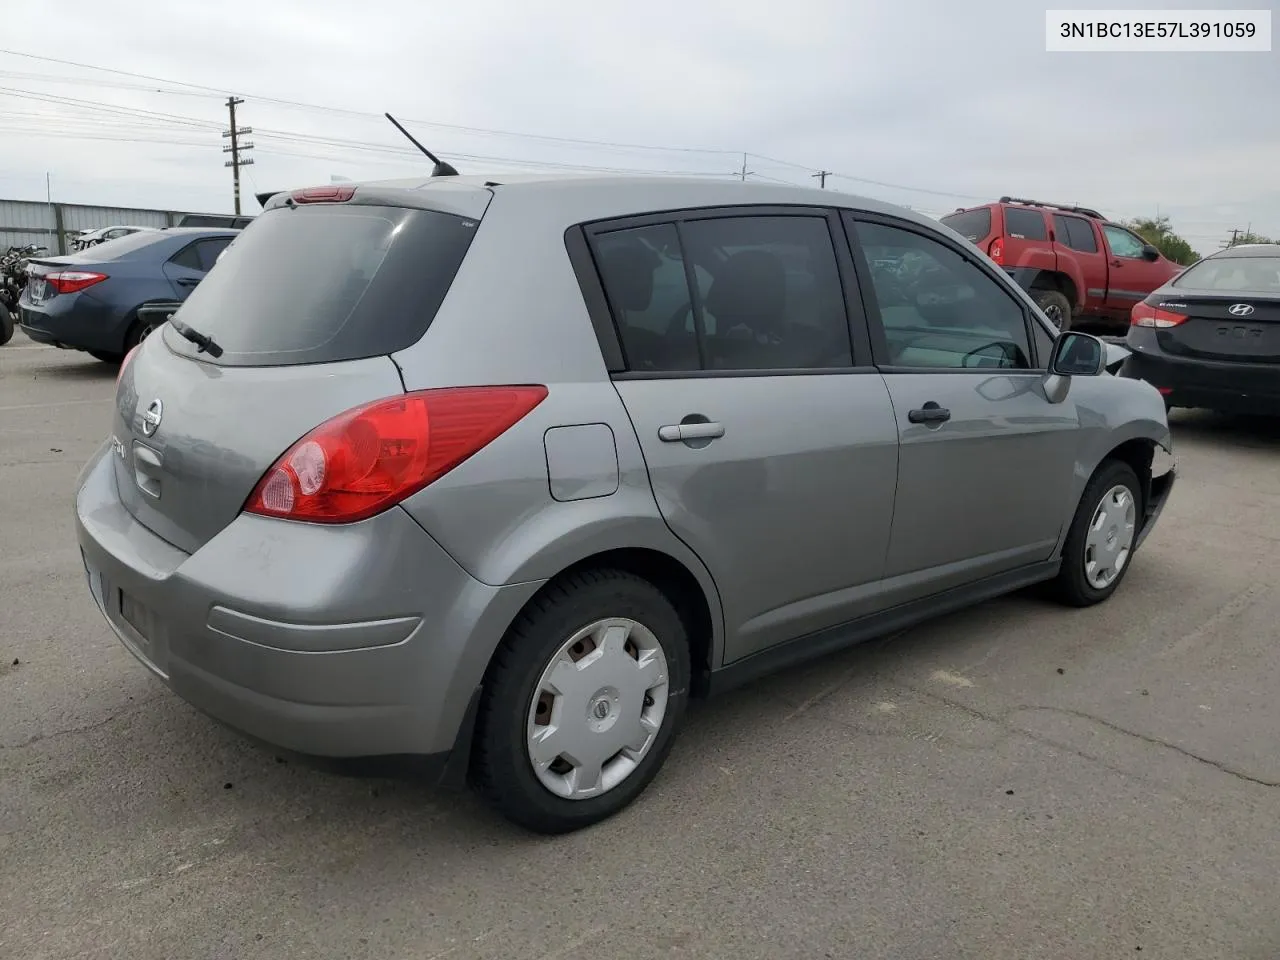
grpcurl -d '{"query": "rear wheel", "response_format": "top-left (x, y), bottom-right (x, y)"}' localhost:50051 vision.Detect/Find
top-left (0, 305), bottom-right (13, 346)
top-left (124, 312), bottom-right (162, 353)
top-left (1033, 289), bottom-right (1073, 331)
top-left (472, 568), bottom-right (691, 834)
top-left (1053, 460), bottom-right (1142, 607)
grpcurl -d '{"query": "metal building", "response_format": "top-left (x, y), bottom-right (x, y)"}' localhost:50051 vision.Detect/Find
top-left (0, 198), bottom-right (246, 255)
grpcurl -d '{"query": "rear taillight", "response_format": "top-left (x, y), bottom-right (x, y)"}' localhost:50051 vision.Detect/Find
top-left (115, 344), bottom-right (141, 387)
top-left (46, 270), bottom-right (108, 294)
top-left (1131, 301), bottom-right (1188, 328)
top-left (244, 385), bottom-right (549, 524)
top-left (988, 237), bottom-right (1004, 265)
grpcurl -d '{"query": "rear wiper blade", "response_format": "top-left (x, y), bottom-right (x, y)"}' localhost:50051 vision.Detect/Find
top-left (170, 318), bottom-right (224, 358)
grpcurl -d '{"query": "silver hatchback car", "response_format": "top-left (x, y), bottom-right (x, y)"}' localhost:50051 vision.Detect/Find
top-left (75, 175), bottom-right (1175, 833)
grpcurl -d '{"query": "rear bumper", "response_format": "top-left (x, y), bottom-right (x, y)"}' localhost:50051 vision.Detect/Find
top-left (1121, 330), bottom-right (1280, 415)
top-left (19, 290), bottom-right (129, 354)
top-left (74, 443), bottom-right (543, 767)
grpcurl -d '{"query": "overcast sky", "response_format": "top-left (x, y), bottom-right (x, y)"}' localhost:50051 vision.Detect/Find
top-left (1, 0), bottom-right (1276, 252)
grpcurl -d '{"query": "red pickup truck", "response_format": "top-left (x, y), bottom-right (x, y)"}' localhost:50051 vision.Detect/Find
top-left (940, 197), bottom-right (1184, 331)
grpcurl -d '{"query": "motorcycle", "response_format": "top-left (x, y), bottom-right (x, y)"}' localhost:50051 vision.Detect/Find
top-left (0, 243), bottom-right (47, 346)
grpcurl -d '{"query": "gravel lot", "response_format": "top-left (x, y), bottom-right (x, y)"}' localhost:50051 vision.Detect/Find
top-left (3, 331), bottom-right (1279, 960)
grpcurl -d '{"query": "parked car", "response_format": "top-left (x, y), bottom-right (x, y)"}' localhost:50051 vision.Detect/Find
top-left (1120, 242), bottom-right (1280, 414)
top-left (71, 225), bottom-right (158, 251)
top-left (940, 197), bottom-right (1184, 332)
top-left (19, 227), bottom-right (238, 362)
top-left (74, 175), bottom-right (1175, 834)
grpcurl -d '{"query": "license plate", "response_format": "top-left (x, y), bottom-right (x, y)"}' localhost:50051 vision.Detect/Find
top-left (27, 278), bottom-right (45, 302)
top-left (119, 589), bottom-right (150, 641)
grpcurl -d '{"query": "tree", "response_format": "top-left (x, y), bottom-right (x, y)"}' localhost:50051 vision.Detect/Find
top-left (1124, 215), bottom-right (1201, 265)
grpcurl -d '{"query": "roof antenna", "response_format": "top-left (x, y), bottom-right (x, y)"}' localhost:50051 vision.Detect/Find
top-left (385, 112), bottom-right (458, 178)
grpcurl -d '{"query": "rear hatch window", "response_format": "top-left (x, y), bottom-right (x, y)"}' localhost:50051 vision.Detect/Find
top-left (939, 208), bottom-right (992, 244)
top-left (162, 203), bottom-right (478, 366)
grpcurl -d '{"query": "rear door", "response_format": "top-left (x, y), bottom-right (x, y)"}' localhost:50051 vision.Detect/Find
top-left (588, 207), bottom-right (900, 663)
top-left (1052, 213), bottom-right (1108, 313)
top-left (844, 212), bottom-right (1079, 602)
top-left (161, 236), bottom-right (231, 299)
top-left (113, 200), bottom-right (480, 555)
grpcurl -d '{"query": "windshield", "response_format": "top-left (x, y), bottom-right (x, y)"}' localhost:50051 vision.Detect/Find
top-left (1172, 255), bottom-right (1280, 293)
top-left (162, 203), bottom-right (478, 366)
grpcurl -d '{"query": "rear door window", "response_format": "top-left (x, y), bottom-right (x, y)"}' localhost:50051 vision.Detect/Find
top-left (196, 237), bottom-right (232, 271)
top-left (939, 208), bottom-right (992, 243)
top-left (162, 204), bottom-right (478, 367)
top-left (1053, 214), bottom-right (1098, 253)
top-left (591, 213), bottom-right (854, 373)
top-left (1002, 207), bottom-right (1048, 241)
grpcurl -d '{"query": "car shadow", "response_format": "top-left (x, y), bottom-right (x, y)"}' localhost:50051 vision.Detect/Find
top-left (1169, 408), bottom-right (1280, 448)
top-left (25, 356), bottom-right (119, 382)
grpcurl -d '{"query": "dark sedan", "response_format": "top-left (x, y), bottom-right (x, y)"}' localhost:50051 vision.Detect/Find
top-left (1120, 243), bottom-right (1280, 415)
top-left (19, 227), bottom-right (238, 362)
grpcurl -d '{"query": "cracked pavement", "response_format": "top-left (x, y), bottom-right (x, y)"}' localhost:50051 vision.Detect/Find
top-left (3, 332), bottom-right (1280, 959)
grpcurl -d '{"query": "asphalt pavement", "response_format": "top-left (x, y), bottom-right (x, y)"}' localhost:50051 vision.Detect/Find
top-left (3, 331), bottom-right (1280, 960)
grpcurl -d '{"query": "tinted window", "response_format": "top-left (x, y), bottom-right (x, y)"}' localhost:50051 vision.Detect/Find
top-left (939, 208), bottom-right (992, 243)
top-left (162, 204), bottom-right (477, 367)
top-left (594, 215), bottom-right (853, 372)
top-left (1172, 255), bottom-right (1280, 293)
top-left (196, 237), bottom-right (232, 271)
top-left (1002, 207), bottom-right (1048, 241)
top-left (594, 223), bottom-right (701, 372)
top-left (1053, 214), bottom-right (1098, 253)
top-left (855, 220), bottom-right (1032, 370)
top-left (681, 216), bottom-right (852, 370)
top-left (1103, 225), bottom-right (1146, 259)
top-left (170, 242), bottom-right (202, 271)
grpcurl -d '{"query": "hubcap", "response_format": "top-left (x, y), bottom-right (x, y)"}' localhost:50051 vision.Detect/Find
top-left (1084, 484), bottom-right (1136, 589)
top-left (138, 322), bottom-right (156, 342)
top-left (526, 617), bottom-right (670, 801)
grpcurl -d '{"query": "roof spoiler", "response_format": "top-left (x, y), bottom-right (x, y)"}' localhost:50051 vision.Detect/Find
top-left (256, 190), bottom-right (284, 209)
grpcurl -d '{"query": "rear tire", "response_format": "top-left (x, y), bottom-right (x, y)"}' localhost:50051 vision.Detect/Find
top-left (1033, 289), bottom-right (1073, 331)
top-left (472, 568), bottom-right (691, 834)
top-left (0, 306), bottom-right (13, 346)
top-left (1053, 460), bottom-right (1143, 607)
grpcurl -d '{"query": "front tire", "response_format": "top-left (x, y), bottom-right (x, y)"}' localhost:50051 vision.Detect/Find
top-left (472, 568), bottom-right (691, 834)
top-left (1033, 289), bottom-right (1073, 331)
top-left (1053, 460), bottom-right (1142, 607)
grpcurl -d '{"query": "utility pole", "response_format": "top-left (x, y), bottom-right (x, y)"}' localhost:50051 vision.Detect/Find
top-left (1222, 227), bottom-right (1240, 249)
top-left (812, 170), bottom-right (832, 189)
top-left (222, 96), bottom-right (254, 215)
top-left (738, 153), bottom-right (754, 181)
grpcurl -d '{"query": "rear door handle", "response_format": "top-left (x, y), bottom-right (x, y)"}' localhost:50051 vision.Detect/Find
top-left (658, 421), bottom-right (725, 442)
top-left (907, 403), bottom-right (951, 425)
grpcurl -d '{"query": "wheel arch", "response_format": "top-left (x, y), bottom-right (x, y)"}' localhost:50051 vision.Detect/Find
top-left (494, 546), bottom-right (722, 698)
top-left (1029, 269), bottom-right (1081, 312)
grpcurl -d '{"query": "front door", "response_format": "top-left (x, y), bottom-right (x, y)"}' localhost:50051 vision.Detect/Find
top-left (1102, 223), bottom-right (1171, 320)
top-left (589, 210), bottom-right (901, 664)
top-left (846, 214), bottom-right (1079, 603)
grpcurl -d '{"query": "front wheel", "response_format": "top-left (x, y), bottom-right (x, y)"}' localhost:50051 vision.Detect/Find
top-left (472, 569), bottom-right (691, 834)
top-left (1033, 289), bottom-right (1073, 331)
top-left (1053, 460), bottom-right (1143, 607)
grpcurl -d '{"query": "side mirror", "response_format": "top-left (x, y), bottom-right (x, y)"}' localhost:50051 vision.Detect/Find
top-left (1141, 243), bottom-right (1160, 261)
top-left (1049, 331), bottom-right (1106, 377)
